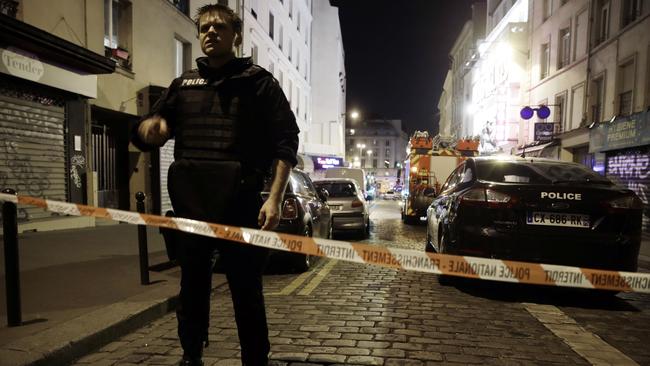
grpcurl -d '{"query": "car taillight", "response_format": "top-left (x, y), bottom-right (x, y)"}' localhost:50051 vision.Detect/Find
top-left (460, 188), bottom-right (515, 208)
top-left (351, 199), bottom-right (363, 208)
top-left (604, 195), bottom-right (643, 211)
top-left (281, 198), bottom-right (299, 219)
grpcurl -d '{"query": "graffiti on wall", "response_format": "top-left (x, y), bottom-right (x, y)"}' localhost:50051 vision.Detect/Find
top-left (70, 154), bottom-right (86, 189)
top-left (607, 152), bottom-right (650, 204)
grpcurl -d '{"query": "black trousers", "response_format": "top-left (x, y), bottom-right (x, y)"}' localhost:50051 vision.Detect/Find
top-left (168, 159), bottom-right (270, 365)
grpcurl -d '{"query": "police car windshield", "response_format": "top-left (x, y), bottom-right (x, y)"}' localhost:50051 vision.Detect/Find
top-left (475, 161), bottom-right (612, 185)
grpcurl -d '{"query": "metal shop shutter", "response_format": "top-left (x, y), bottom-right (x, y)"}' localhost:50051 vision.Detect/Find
top-left (160, 138), bottom-right (175, 214)
top-left (0, 95), bottom-right (67, 222)
top-left (605, 146), bottom-right (650, 241)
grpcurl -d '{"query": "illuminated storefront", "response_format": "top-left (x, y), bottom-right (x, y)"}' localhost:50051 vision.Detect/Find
top-left (590, 111), bottom-right (650, 241)
top-left (470, 0), bottom-right (528, 155)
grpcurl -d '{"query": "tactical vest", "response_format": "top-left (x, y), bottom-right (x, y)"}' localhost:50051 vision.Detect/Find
top-left (172, 70), bottom-right (244, 162)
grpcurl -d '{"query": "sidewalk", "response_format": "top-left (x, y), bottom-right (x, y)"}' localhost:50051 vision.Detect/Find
top-left (0, 222), bottom-right (227, 366)
top-left (0, 222), bottom-right (648, 366)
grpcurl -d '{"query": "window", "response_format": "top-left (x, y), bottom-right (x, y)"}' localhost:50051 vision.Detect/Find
top-left (250, 43), bottom-right (258, 64)
top-left (385, 140), bottom-right (390, 146)
top-left (361, 159), bottom-right (366, 168)
top-left (385, 148), bottom-right (390, 156)
top-left (167, 0), bottom-right (189, 16)
top-left (250, 0), bottom-right (257, 18)
top-left (555, 93), bottom-right (567, 132)
top-left (574, 10), bottom-right (588, 60)
top-left (373, 139), bottom-right (377, 146)
top-left (596, 0), bottom-right (610, 45)
top-left (540, 43), bottom-right (550, 79)
top-left (543, 0), bottom-right (552, 20)
top-left (570, 84), bottom-right (585, 129)
top-left (297, 12), bottom-right (301, 31)
top-left (591, 76), bottom-right (604, 122)
top-left (174, 38), bottom-right (191, 77)
top-left (278, 25), bottom-right (283, 49)
top-left (104, 0), bottom-right (132, 68)
top-left (288, 79), bottom-right (293, 106)
top-left (289, 0), bottom-right (293, 18)
top-left (288, 38), bottom-right (292, 61)
top-left (622, 0), bottom-right (642, 27)
top-left (278, 69), bottom-right (284, 89)
top-left (269, 12), bottom-right (274, 40)
top-left (373, 159), bottom-right (378, 168)
top-left (558, 27), bottom-right (571, 69)
top-left (618, 62), bottom-right (634, 115)
top-left (296, 50), bottom-right (300, 70)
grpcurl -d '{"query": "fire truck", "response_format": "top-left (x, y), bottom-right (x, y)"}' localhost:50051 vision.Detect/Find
top-left (400, 131), bottom-right (479, 224)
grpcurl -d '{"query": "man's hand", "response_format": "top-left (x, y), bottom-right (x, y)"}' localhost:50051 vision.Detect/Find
top-left (138, 116), bottom-right (170, 146)
top-left (258, 197), bottom-right (281, 230)
top-left (258, 159), bottom-right (292, 231)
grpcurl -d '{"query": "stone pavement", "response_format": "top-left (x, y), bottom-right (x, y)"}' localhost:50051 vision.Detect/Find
top-left (75, 259), bottom-right (615, 366)
top-left (1, 216), bottom-right (648, 366)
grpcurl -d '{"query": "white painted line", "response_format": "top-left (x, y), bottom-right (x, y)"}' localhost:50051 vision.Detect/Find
top-left (524, 303), bottom-right (639, 366)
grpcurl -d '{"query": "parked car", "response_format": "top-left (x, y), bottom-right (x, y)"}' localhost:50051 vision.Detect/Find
top-left (313, 178), bottom-right (370, 238)
top-left (263, 169), bottom-right (332, 272)
top-left (426, 156), bottom-right (642, 272)
top-left (383, 190), bottom-right (396, 200)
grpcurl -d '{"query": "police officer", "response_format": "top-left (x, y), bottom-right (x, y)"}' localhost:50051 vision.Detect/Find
top-left (133, 4), bottom-right (299, 366)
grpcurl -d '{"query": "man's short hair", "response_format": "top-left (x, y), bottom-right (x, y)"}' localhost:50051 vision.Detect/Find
top-left (194, 3), bottom-right (243, 37)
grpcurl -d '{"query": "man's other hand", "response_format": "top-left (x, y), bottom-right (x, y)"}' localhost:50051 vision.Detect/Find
top-left (138, 116), bottom-right (170, 146)
top-left (258, 198), bottom-right (281, 230)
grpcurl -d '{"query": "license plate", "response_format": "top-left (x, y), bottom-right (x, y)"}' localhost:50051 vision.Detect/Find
top-left (526, 211), bottom-right (590, 228)
top-left (330, 205), bottom-right (343, 211)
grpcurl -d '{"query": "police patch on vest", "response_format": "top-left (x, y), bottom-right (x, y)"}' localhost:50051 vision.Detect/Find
top-left (181, 78), bottom-right (207, 87)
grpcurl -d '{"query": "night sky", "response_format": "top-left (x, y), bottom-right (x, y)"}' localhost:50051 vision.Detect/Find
top-left (336, 0), bottom-right (475, 136)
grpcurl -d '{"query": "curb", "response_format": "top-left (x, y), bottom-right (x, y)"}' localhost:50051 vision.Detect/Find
top-left (0, 275), bottom-right (228, 366)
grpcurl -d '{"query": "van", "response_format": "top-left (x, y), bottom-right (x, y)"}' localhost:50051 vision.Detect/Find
top-left (325, 168), bottom-right (368, 198)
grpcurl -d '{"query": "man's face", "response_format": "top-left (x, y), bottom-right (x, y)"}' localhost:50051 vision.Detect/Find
top-left (198, 11), bottom-right (238, 58)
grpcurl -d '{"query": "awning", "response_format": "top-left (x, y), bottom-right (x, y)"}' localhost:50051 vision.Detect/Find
top-left (0, 13), bottom-right (115, 75)
top-left (515, 140), bottom-right (559, 158)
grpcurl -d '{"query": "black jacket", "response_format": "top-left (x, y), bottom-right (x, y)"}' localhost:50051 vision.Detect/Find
top-left (133, 57), bottom-right (299, 173)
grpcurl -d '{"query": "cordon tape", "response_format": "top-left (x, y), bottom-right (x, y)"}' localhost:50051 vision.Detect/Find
top-left (1, 192), bottom-right (649, 294)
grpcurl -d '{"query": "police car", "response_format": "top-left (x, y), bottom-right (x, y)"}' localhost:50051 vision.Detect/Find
top-left (425, 156), bottom-right (643, 272)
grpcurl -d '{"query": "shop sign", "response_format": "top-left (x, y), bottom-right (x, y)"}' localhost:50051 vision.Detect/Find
top-left (0, 47), bottom-right (97, 98)
top-left (534, 123), bottom-right (554, 142)
top-left (1, 47), bottom-right (44, 82)
top-left (313, 156), bottom-right (343, 169)
top-left (589, 111), bottom-right (650, 152)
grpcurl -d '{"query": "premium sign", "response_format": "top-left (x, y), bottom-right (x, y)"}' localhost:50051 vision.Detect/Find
top-left (313, 156), bottom-right (343, 169)
top-left (589, 111), bottom-right (650, 152)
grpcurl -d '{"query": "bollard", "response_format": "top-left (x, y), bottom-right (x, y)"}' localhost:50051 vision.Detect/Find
top-left (135, 192), bottom-right (150, 285)
top-left (2, 188), bottom-right (22, 326)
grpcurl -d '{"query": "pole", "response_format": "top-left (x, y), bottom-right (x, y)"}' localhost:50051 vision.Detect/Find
top-left (135, 192), bottom-right (150, 285)
top-left (2, 188), bottom-right (21, 326)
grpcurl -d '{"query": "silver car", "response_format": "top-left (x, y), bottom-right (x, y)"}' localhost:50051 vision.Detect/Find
top-left (313, 178), bottom-right (370, 238)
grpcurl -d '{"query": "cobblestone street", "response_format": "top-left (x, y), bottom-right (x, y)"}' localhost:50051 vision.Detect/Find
top-left (74, 200), bottom-right (650, 365)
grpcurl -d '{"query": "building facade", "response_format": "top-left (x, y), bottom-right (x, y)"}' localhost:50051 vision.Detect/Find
top-left (437, 70), bottom-right (453, 136)
top-left (306, 0), bottom-right (346, 168)
top-left (345, 119), bottom-right (408, 193)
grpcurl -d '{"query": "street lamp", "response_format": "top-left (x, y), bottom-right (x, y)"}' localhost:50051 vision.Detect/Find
top-left (351, 110), bottom-right (360, 120)
top-left (356, 143), bottom-right (366, 157)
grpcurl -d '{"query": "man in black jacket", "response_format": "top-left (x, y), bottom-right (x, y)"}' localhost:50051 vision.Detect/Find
top-left (133, 4), bottom-right (299, 366)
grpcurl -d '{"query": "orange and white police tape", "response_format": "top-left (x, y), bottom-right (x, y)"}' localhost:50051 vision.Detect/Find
top-left (1, 192), bottom-right (649, 294)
